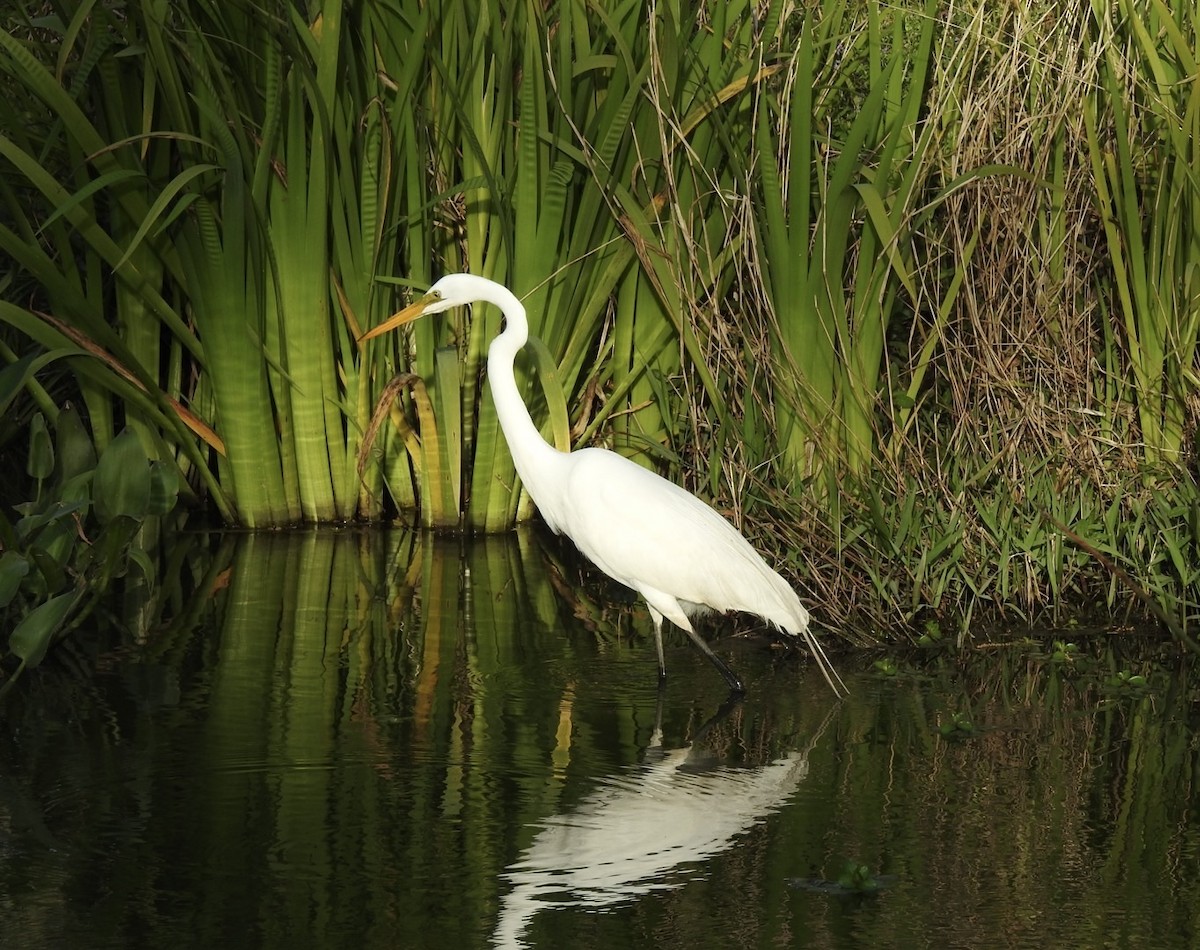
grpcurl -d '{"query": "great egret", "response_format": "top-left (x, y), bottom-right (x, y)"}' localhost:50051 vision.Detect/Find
top-left (361, 274), bottom-right (843, 695)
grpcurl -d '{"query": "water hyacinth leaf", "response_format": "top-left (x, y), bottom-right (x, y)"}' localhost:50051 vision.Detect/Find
top-left (94, 428), bottom-right (150, 523)
top-left (55, 403), bottom-right (97, 483)
top-left (13, 500), bottom-right (88, 544)
top-left (80, 515), bottom-right (142, 587)
top-left (0, 551), bottom-right (30, 608)
top-left (8, 590), bottom-right (79, 667)
top-left (147, 460), bottom-right (180, 516)
top-left (26, 543), bottom-right (66, 594)
top-left (26, 412), bottom-right (54, 480)
top-left (56, 472), bottom-right (94, 517)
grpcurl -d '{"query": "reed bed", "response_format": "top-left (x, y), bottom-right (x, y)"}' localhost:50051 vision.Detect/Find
top-left (2, 0), bottom-right (1200, 645)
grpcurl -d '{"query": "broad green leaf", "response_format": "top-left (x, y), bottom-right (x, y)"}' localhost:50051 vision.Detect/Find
top-left (55, 403), bottom-right (97, 484)
top-left (26, 412), bottom-right (54, 480)
top-left (13, 500), bottom-right (88, 544)
top-left (9, 590), bottom-right (79, 667)
top-left (147, 459), bottom-right (180, 516)
top-left (82, 515), bottom-right (141, 586)
top-left (94, 428), bottom-right (151, 523)
top-left (0, 551), bottom-right (30, 608)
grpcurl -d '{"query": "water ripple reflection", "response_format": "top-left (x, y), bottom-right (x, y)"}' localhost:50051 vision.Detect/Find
top-left (0, 529), bottom-right (1197, 949)
top-left (495, 704), bottom-right (830, 948)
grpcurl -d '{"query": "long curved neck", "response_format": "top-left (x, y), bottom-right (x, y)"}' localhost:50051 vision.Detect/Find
top-left (481, 284), bottom-right (564, 499)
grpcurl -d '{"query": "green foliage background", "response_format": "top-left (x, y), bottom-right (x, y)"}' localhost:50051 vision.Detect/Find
top-left (2, 0), bottom-right (1200, 642)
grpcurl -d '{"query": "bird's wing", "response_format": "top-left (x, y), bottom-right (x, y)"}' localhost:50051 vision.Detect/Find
top-left (554, 449), bottom-right (795, 619)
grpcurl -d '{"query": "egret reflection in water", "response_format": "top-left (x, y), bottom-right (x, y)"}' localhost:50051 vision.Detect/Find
top-left (493, 706), bottom-right (831, 948)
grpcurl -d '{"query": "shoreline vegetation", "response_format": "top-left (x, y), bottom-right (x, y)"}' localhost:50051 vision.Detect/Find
top-left (2, 0), bottom-right (1199, 668)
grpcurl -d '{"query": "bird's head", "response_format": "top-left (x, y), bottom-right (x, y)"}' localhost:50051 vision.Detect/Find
top-left (358, 274), bottom-right (503, 345)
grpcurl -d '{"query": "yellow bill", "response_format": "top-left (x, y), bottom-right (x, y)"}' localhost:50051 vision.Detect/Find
top-left (357, 291), bottom-right (440, 345)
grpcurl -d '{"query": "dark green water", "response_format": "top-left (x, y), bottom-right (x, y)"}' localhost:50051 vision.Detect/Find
top-left (1, 529), bottom-right (1197, 949)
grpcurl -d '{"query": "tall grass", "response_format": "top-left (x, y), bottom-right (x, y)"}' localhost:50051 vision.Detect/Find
top-left (3, 0), bottom-right (1200, 638)
top-left (752, 0), bottom-right (938, 489)
top-left (1084, 0), bottom-right (1200, 471)
top-left (751, 0), bottom-right (1200, 638)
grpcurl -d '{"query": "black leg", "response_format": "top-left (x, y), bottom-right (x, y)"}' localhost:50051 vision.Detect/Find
top-left (678, 625), bottom-right (745, 694)
top-left (653, 618), bottom-right (667, 680)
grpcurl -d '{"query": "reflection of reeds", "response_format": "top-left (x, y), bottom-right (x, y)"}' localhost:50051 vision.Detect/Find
top-left (823, 649), bottom-right (1200, 947)
top-left (4, 530), bottom-right (1199, 947)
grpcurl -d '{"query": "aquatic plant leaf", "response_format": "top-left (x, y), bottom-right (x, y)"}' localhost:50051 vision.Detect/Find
top-left (0, 551), bottom-right (31, 608)
top-left (8, 590), bottom-right (78, 667)
top-left (93, 428), bottom-right (150, 523)
top-left (13, 500), bottom-right (88, 544)
top-left (55, 403), bottom-right (97, 484)
top-left (79, 515), bottom-right (141, 587)
top-left (26, 412), bottom-right (54, 481)
top-left (147, 460), bottom-right (180, 516)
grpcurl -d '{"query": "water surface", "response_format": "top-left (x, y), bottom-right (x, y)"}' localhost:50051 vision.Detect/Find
top-left (1, 529), bottom-right (1196, 948)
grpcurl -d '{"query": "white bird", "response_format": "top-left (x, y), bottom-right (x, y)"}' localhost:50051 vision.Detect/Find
top-left (361, 274), bottom-right (843, 695)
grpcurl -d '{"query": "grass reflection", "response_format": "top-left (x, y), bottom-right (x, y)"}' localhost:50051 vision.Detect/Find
top-left (0, 531), bottom-right (1198, 948)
